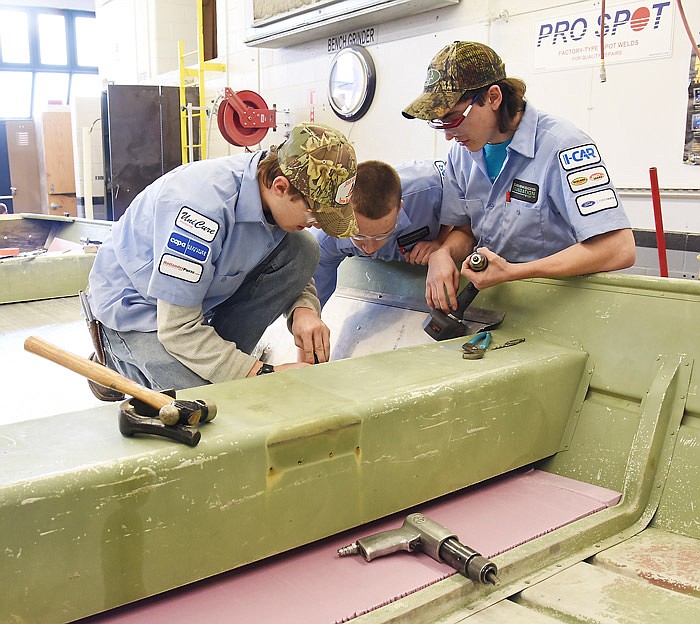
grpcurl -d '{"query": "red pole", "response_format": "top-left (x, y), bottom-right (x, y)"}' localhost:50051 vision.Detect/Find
top-left (649, 167), bottom-right (668, 278)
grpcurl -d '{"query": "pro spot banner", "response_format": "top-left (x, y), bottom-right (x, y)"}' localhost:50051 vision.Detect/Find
top-left (533, 1), bottom-right (674, 72)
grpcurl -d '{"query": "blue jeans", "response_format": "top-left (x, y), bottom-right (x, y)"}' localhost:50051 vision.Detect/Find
top-left (101, 231), bottom-right (320, 391)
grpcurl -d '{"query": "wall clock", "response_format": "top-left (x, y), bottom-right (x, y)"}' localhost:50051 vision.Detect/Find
top-left (327, 45), bottom-right (376, 121)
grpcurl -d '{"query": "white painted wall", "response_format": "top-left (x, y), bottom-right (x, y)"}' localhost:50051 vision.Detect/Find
top-left (70, 96), bottom-right (104, 201)
top-left (95, 0), bottom-right (700, 232)
top-left (95, 0), bottom-right (198, 84)
top-left (0, 1), bottom-right (95, 9)
top-left (94, 0), bottom-right (140, 83)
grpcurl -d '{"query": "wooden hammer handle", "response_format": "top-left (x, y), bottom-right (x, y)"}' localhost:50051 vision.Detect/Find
top-left (24, 335), bottom-right (172, 411)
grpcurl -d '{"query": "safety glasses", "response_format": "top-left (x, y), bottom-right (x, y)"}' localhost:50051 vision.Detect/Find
top-left (427, 96), bottom-right (480, 130)
top-left (301, 195), bottom-right (319, 225)
top-left (351, 224), bottom-right (397, 242)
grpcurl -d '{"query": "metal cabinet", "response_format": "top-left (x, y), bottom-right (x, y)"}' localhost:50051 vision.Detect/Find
top-left (101, 84), bottom-right (198, 221)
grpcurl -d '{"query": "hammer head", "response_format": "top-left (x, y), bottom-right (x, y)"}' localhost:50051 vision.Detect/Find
top-left (119, 400), bottom-right (201, 447)
top-left (159, 399), bottom-right (217, 426)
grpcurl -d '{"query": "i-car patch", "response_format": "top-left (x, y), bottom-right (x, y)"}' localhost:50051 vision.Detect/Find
top-left (559, 144), bottom-right (601, 171)
top-left (433, 160), bottom-right (446, 180)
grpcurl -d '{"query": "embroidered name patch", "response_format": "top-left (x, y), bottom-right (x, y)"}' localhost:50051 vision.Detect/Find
top-left (576, 188), bottom-right (619, 216)
top-left (510, 179), bottom-right (539, 203)
top-left (158, 253), bottom-right (203, 283)
top-left (175, 206), bottom-right (219, 242)
top-left (559, 144), bottom-right (601, 171)
top-left (567, 165), bottom-right (610, 193)
top-left (167, 231), bottom-right (210, 262)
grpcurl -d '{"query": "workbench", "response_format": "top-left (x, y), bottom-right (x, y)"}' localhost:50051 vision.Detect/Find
top-left (0, 213), bottom-right (112, 304)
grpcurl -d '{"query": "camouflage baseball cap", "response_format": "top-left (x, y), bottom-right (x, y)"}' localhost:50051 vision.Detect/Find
top-left (402, 41), bottom-right (506, 121)
top-left (278, 123), bottom-right (358, 238)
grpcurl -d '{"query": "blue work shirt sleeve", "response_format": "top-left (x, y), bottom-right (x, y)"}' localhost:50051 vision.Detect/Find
top-left (546, 147), bottom-right (631, 243)
top-left (313, 232), bottom-right (347, 309)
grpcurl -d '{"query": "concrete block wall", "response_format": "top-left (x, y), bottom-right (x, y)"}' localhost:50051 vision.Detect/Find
top-left (626, 230), bottom-right (700, 280)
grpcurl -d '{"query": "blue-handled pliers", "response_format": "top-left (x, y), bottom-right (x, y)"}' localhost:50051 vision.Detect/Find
top-left (461, 331), bottom-right (492, 359)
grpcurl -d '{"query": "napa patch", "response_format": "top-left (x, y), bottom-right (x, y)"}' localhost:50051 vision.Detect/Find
top-left (567, 165), bottom-right (610, 193)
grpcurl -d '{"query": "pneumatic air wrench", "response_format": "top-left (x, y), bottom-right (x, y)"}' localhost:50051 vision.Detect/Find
top-left (423, 251), bottom-right (489, 341)
top-left (338, 513), bottom-right (499, 585)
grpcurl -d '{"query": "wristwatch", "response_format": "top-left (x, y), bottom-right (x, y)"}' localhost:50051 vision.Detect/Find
top-left (256, 362), bottom-right (275, 375)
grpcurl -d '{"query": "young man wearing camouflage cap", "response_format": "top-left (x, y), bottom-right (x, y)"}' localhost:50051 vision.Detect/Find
top-left (86, 123), bottom-right (356, 395)
top-left (403, 41), bottom-right (635, 314)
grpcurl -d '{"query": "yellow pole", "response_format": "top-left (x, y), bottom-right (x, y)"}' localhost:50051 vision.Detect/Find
top-left (178, 40), bottom-right (189, 164)
top-left (197, 0), bottom-right (207, 160)
top-left (177, 0), bottom-right (225, 163)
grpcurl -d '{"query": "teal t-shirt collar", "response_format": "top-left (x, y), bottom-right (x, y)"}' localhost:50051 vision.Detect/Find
top-left (483, 138), bottom-right (513, 183)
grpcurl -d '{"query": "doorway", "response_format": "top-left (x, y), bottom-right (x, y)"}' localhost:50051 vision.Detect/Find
top-left (5, 121), bottom-right (42, 214)
top-left (0, 122), bottom-right (14, 212)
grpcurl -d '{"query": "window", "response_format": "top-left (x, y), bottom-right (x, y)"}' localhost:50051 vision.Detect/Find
top-left (38, 14), bottom-right (68, 65)
top-left (74, 16), bottom-right (98, 67)
top-left (0, 72), bottom-right (32, 119)
top-left (33, 72), bottom-right (70, 115)
top-left (0, 10), bottom-right (30, 63)
top-left (0, 8), bottom-right (98, 120)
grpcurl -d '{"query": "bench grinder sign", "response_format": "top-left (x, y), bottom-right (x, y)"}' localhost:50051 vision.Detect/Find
top-left (533, 1), bottom-right (673, 72)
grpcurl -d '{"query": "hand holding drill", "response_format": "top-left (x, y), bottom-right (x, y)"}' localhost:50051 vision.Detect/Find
top-left (423, 251), bottom-right (489, 341)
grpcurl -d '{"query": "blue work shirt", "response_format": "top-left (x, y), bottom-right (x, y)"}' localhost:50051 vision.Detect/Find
top-left (88, 152), bottom-right (287, 332)
top-left (440, 102), bottom-right (631, 262)
top-left (313, 160), bottom-right (444, 308)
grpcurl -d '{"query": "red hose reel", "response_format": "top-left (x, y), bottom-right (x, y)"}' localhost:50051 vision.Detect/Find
top-left (217, 87), bottom-right (276, 147)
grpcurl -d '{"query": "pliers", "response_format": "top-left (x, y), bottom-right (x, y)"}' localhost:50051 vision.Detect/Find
top-left (461, 331), bottom-right (492, 360)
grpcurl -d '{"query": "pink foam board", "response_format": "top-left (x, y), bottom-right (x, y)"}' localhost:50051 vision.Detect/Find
top-left (79, 469), bottom-right (620, 624)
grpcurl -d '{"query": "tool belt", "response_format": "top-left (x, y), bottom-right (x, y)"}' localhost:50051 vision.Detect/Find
top-left (79, 290), bottom-right (125, 401)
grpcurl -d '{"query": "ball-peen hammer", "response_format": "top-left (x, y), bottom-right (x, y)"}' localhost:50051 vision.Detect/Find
top-left (24, 336), bottom-right (216, 429)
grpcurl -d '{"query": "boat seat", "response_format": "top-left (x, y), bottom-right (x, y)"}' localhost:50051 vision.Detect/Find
top-left (516, 527), bottom-right (700, 622)
top-left (1, 332), bottom-right (591, 622)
